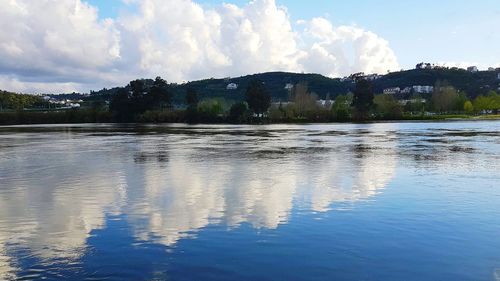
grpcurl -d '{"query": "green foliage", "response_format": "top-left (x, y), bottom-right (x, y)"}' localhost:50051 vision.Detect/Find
top-left (148, 77), bottom-right (172, 110)
top-left (0, 90), bottom-right (46, 111)
top-left (404, 94), bottom-right (426, 113)
top-left (245, 80), bottom-right (271, 115)
top-left (374, 94), bottom-right (403, 119)
top-left (352, 79), bottom-right (374, 119)
top-left (454, 92), bottom-right (468, 111)
top-left (109, 77), bottom-right (172, 122)
top-left (198, 98), bottom-right (226, 116)
top-left (228, 102), bottom-right (250, 123)
top-left (473, 91), bottom-right (500, 113)
top-left (186, 88), bottom-right (199, 107)
top-left (287, 82), bottom-right (321, 119)
top-left (331, 94), bottom-right (352, 121)
top-left (431, 81), bottom-right (458, 112)
top-left (463, 100), bottom-right (474, 113)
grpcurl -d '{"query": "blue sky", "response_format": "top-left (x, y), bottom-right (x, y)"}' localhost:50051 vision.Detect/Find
top-left (88, 0), bottom-right (500, 69)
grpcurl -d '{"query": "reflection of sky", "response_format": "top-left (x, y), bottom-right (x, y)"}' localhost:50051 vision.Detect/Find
top-left (0, 122), bottom-right (499, 280)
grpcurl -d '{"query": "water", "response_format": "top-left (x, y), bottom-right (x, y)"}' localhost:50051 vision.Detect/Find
top-left (0, 121), bottom-right (499, 281)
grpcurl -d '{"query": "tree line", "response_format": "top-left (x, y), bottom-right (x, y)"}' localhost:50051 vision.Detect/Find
top-left (1, 77), bottom-right (499, 125)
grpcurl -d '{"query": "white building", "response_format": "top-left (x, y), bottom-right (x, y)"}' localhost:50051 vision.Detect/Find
top-left (363, 74), bottom-right (381, 81)
top-left (383, 87), bottom-right (400, 95)
top-left (317, 99), bottom-right (333, 109)
top-left (413, 85), bottom-right (434, 94)
top-left (284, 83), bottom-right (294, 90)
top-left (226, 83), bottom-right (238, 90)
top-left (467, 66), bottom-right (478, 72)
top-left (401, 87), bottom-right (412, 94)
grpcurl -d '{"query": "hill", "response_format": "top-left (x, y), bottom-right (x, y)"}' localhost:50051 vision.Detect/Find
top-left (82, 68), bottom-right (500, 104)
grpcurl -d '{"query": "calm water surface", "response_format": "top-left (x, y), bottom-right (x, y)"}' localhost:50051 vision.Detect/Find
top-left (0, 121), bottom-right (499, 281)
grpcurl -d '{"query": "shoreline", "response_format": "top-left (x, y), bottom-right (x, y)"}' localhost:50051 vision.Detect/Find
top-left (1, 115), bottom-right (499, 127)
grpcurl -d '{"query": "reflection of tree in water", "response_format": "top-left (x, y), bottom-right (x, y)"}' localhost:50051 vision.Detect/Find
top-left (133, 138), bottom-right (170, 164)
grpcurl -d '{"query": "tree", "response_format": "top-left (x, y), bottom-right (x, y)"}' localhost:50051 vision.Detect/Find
top-left (432, 81), bottom-right (458, 112)
top-left (185, 88), bottom-right (199, 123)
top-left (351, 79), bottom-right (374, 119)
top-left (245, 80), bottom-right (271, 116)
top-left (290, 82), bottom-right (319, 118)
top-left (109, 88), bottom-right (133, 122)
top-left (454, 92), bottom-right (468, 111)
top-left (331, 94), bottom-right (352, 121)
top-left (149, 76), bottom-right (171, 110)
top-left (186, 88), bottom-right (198, 108)
top-left (463, 100), bottom-right (474, 113)
top-left (373, 94), bottom-right (403, 119)
top-left (473, 91), bottom-right (500, 113)
top-left (228, 102), bottom-right (250, 123)
top-left (198, 98), bottom-right (225, 116)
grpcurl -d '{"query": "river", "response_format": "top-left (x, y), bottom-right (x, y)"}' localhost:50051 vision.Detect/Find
top-left (0, 121), bottom-right (499, 280)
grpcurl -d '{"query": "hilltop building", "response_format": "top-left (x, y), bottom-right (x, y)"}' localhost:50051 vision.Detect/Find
top-left (401, 87), bottom-right (412, 94)
top-left (363, 74), bottom-right (381, 81)
top-left (383, 87), bottom-right (401, 95)
top-left (226, 83), bottom-right (238, 90)
top-left (467, 66), bottom-right (478, 72)
top-left (413, 85), bottom-right (434, 94)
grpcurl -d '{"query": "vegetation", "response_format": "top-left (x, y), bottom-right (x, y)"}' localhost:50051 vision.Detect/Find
top-left (0, 90), bottom-right (46, 111)
top-left (245, 80), bottom-right (271, 116)
top-left (352, 79), bottom-right (374, 120)
top-left (1, 69), bottom-right (500, 125)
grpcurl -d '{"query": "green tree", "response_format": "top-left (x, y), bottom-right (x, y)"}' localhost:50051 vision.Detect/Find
top-left (228, 102), bottom-right (250, 123)
top-left (432, 81), bottom-right (458, 112)
top-left (245, 80), bottom-right (271, 116)
top-left (186, 88), bottom-right (199, 108)
top-left (331, 94), bottom-right (352, 121)
top-left (149, 76), bottom-right (171, 110)
top-left (185, 88), bottom-right (199, 124)
top-left (374, 94), bottom-right (402, 119)
top-left (473, 91), bottom-right (500, 113)
top-left (351, 79), bottom-right (374, 119)
top-left (198, 98), bottom-right (225, 116)
top-left (463, 100), bottom-right (474, 113)
top-left (109, 88), bottom-right (133, 122)
top-left (289, 82), bottom-right (319, 118)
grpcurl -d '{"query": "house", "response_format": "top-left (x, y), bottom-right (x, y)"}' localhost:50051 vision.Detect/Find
top-left (284, 83), bottom-right (294, 90)
top-left (383, 87), bottom-right (400, 95)
top-left (413, 85), bottom-right (434, 94)
top-left (363, 74), bottom-right (381, 81)
top-left (226, 83), bottom-right (238, 90)
top-left (488, 67), bottom-right (495, 72)
top-left (317, 99), bottom-right (333, 109)
top-left (401, 87), bottom-right (412, 94)
top-left (467, 66), bottom-right (478, 72)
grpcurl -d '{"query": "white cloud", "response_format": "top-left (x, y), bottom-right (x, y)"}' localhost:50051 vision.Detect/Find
top-left (0, 0), bottom-right (400, 93)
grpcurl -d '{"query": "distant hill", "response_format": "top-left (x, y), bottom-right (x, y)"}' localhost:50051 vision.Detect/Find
top-left (85, 68), bottom-right (500, 103)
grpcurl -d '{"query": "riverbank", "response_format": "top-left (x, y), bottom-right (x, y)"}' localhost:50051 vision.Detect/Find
top-left (0, 110), bottom-right (499, 125)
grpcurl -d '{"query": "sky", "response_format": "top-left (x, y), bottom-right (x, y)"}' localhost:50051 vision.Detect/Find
top-left (1, 0), bottom-right (499, 93)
